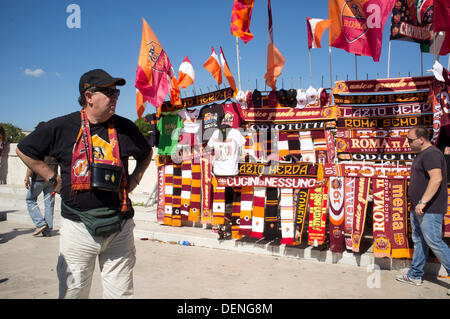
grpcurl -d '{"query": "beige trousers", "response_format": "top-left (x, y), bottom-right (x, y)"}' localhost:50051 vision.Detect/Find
top-left (57, 217), bottom-right (136, 299)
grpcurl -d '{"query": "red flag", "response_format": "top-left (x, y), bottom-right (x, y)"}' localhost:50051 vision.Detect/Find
top-left (329, 0), bottom-right (396, 62)
top-left (178, 56), bottom-right (195, 89)
top-left (231, 0), bottom-right (255, 43)
top-left (135, 18), bottom-right (172, 118)
top-left (203, 46), bottom-right (222, 85)
top-left (219, 47), bottom-right (237, 93)
top-left (264, 0), bottom-right (285, 91)
top-left (306, 17), bottom-right (331, 49)
top-left (136, 90), bottom-right (146, 120)
top-left (434, 0), bottom-right (450, 32)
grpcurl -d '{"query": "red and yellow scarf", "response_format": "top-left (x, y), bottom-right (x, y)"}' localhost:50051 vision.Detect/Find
top-left (71, 110), bottom-right (130, 212)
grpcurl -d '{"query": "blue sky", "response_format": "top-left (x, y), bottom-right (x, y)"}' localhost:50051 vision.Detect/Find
top-left (1, 0), bottom-right (447, 130)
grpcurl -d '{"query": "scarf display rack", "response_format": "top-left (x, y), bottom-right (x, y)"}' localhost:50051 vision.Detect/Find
top-left (154, 75), bottom-right (450, 259)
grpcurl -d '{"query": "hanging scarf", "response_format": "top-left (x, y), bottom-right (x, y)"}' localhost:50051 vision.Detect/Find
top-left (251, 187), bottom-right (266, 239)
top-left (231, 188), bottom-right (242, 239)
top-left (280, 188), bottom-right (295, 245)
top-left (71, 110), bottom-right (129, 212)
top-left (171, 164), bottom-right (182, 227)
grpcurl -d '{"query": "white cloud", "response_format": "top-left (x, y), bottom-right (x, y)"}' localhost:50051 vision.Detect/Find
top-left (24, 68), bottom-right (45, 77)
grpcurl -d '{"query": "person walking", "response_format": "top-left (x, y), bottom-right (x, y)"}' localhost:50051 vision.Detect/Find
top-left (396, 126), bottom-right (450, 296)
top-left (25, 154), bottom-right (58, 237)
top-left (16, 69), bottom-right (153, 299)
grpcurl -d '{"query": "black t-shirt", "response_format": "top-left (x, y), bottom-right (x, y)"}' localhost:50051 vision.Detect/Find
top-left (199, 103), bottom-right (225, 144)
top-left (408, 145), bottom-right (448, 213)
top-left (18, 111), bottom-right (152, 221)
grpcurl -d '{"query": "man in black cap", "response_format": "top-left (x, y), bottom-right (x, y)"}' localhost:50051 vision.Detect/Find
top-left (16, 69), bottom-right (153, 298)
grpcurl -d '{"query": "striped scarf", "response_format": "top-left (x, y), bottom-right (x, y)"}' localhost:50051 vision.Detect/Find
top-left (251, 187), bottom-right (266, 238)
top-left (180, 161), bottom-right (192, 221)
top-left (278, 132), bottom-right (289, 161)
top-left (280, 188), bottom-right (295, 245)
top-left (171, 164), bottom-right (182, 227)
top-left (156, 156), bottom-right (166, 224)
top-left (163, 164), bottom-right (174, 226)
top-left (264, 188), bottom-right (280, 240)
top-left (287, 132), bottom-right (301, 161)
top-left (212, 182), bottom-right (226, 225)
top-left (188, 162), bottom-right (202, 223)
top-left (239, 186), bottom-right (253, 236)
top-left (231, 188), bottom-right (242, 239)
top-left (299, 131), bottom-right (315, 163)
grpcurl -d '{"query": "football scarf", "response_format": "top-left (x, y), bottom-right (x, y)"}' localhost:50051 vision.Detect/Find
top-left (280, 188), bottom-right (295, 245)
top-left (180, 161), bottom-right (192, 221)
top-left (244, 131), bottom-right (255, 161)
top-left (372, 178), bottom-right (391, 258)
top-left (336, 114), bottom-right (433, 129)
top-left (445, 188), bottom-right (450, 238)
top-left (201, 156), bottom-right (212, 224)
top-left (299, 131), bottom-right (315, 163)
top-left (352, 177), bottom-right (371, 253)
top-left (231, 188), bottom-right (242, 239)
top-left (171, 164), bottom-right (183, 227)
top-left (251, 187), bottom-right (266, 239)
top-left (343, 177), bottom-right (356, 250)
top-left (71, 110), bottom-right (129, 212)
top-left (293, 188), bottom-right (309, 245)
top-left (163, 164), bottom-right (174, 226)
top-left (312, 130), bottom-right (327, 164)
top-left (278, 132), bottom-right (289, 160)
top-left (212, 181), bottom-right (226, 225)
top-left (264, 130), bottom-right (273, 162)
top-left (324, 129), bottom-right (336, 164)
top-left (307, 186), bottom-right (329, 246)
top-left (253, 130), bottom-right (264, 162)
top-left (156, 156), bottom-right (165, 224)
top-left (329, 177), bottom-right (345, 253)
top-left (389, 179), bottom-right (413, 258)
top-left (189, 162), bottom-right (202, 223)
top-left (287, 132), bottom-right (301, 161)
top-left (239, 186), bottom-right (253, 236)
top-left (264, 187), bottom-right (280, 240)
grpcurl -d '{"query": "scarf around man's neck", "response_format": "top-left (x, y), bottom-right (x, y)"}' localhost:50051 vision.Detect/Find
top-left (71, 109), bottom-right (130, 212)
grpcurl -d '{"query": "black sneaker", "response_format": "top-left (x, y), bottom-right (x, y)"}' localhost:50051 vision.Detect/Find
top-left (42, 227), bottom-right (52, 237)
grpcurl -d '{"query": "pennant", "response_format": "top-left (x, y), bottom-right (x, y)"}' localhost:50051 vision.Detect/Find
top-left (203, 46), bottom-right (222, 86)
top-left (219, 46), bottom-right (237, 93)
top-left (329, 177), bottom-right (345, 253)
top-left (329, 0), bottom-right (396, 62)
top-left (178, 56), bottom-right (195, 89)
top-left (306, 17), bottom-right (331, 49)
top-left (230, 0), bottom-right (255, 43)
top-left (264, 0), bottom-right (285, 90)
top-left (170, 70), bottom-right (182, 106)
top-left (135, 18), bottom-right (173, 115)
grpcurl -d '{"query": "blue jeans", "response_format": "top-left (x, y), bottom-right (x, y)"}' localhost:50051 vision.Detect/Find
top-left (407, 212), bottom-right (450, 279)
top-left (26, 180), bottom-right (55, 230)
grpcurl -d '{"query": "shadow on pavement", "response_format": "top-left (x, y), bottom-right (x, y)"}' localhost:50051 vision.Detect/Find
top-left (0, 227), bottom-right (34, 244)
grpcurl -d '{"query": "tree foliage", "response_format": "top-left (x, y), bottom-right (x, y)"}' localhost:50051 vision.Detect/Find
top-left (0, 123), bottom-right (26, 143)
top-left (134, 114), bottom-right (151, 140)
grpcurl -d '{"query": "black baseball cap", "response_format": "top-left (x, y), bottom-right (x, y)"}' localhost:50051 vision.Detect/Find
top-left (79, 69), bottom-right (126, 95)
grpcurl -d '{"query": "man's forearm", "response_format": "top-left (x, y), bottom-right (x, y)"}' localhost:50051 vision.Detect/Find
top-left (16, 147), bottom-right (54, 182)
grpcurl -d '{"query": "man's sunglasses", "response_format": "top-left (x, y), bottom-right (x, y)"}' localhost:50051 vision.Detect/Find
top-left (407, 137), bottom-right (419, 144)
top-left (93, 87), bottom-right (120, 98)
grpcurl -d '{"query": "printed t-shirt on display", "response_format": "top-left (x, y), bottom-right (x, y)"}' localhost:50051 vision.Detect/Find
top-left (157, 113), bottom-right (184, 155)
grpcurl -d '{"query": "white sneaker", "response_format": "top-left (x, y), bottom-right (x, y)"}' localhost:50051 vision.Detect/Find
top-left (395, 274), bottom-right (422, 286)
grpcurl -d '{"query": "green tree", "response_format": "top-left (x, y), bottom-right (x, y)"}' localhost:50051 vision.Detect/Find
top-left (134, 114), bottom-right (152, 140)
top-left (0, 123), bottom-right (26, 143)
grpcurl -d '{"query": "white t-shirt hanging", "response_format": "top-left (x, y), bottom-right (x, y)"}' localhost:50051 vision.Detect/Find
top-left (207, 128), bottom-right (246, 176)
top-left (178, 108), bottom-right (201, 134)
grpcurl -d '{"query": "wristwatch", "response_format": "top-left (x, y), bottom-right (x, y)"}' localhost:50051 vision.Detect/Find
top-left (418, 199), bottom-right (427, 205)
top-left (48, 174), bottom-right (58, 187)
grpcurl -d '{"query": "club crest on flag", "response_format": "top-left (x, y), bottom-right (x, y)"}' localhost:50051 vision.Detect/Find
top-left (147, 40), bottom-right (162, 65)
top-left (341, 0), bottom-right (369, 43)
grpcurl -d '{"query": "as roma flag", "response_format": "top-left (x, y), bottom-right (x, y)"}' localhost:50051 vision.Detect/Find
top-left (135, 18), bottom-right (173, 118)
top-left (329, 0), bottom-right (396, 62)
top-left (231, 0), bottom-right (255, 43)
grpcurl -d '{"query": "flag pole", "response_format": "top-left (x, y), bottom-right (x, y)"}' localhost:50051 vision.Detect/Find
top-left (235, 37), bottom-right (242, 91)
top-left (387, 40), bottom-right (391, 78)
top-left (308, 49), bottom-right (313, 86)
top-left (355, 55), bottom-right (358, 80)
top-left (420, 50), bottom-right (423, 76)
top-left (329, 46), bottom-right (333, 89)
